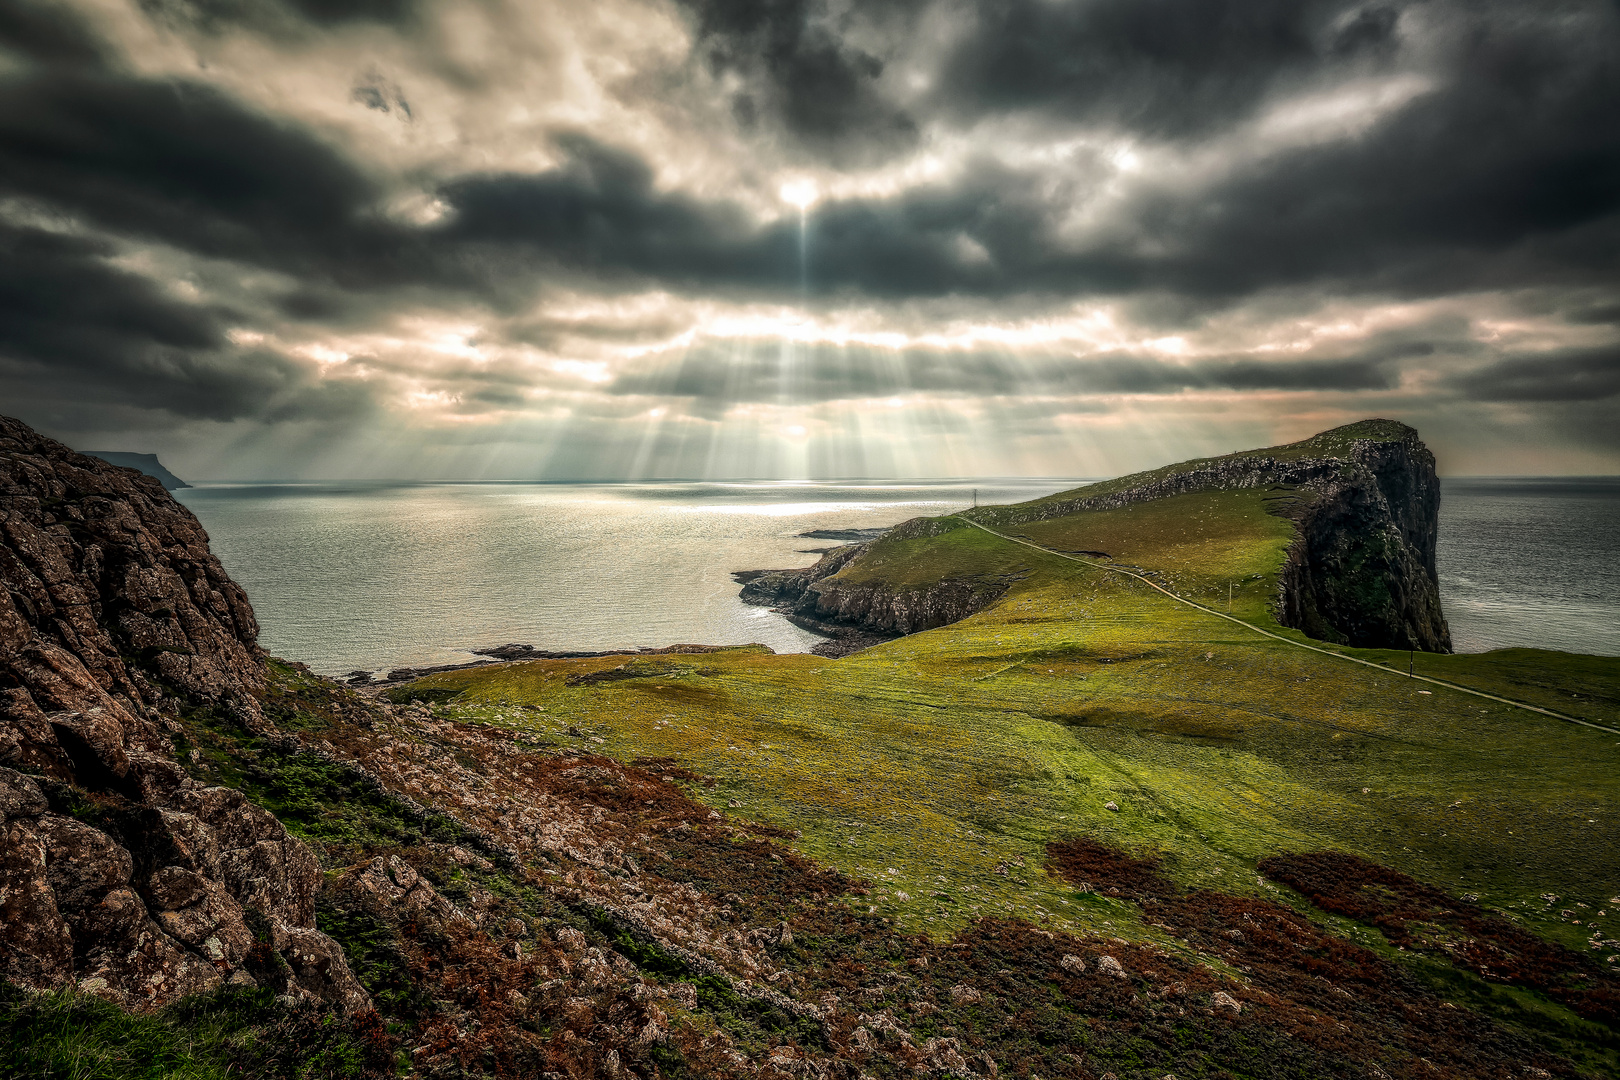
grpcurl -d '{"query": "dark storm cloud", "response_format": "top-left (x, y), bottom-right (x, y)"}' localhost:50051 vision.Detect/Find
top-left (1, 0), bottom-right (1617, 469)
top-left (671, 0), bottom-right (917, 157)
top-left (0, 69), bottom-right (420, 282)
top-left (1565, 300), bottom-right (1620, 326)
top-left (1139, 29), bottom-right (1620, 298)
top-left (438, 0), bottom-right (1618, 304)
top-left (444, 33), bottom-right (1619, 306)
top-left (440, 137), bottom-right (772, 282)
top-left (134, 0), bottom-right (418, 35)
top-left (6, 0), bottom-right (1615, 313)
top-left (1452, 346), bottom-right (1620, 402)
top-left (0, 12), bottom-right (388, 426)
top-left (441, 140), bottom-right (1083, 296)
top-left (0, 221), bottom-right (378, 422)
top-left (1075, 350), bottom-right (1412, 394)
top-left (938, 0), bottom-right (1369, 137)
top-left (606, 340), bottom-right (1407, 406)
top-left (0, 0), bottom-right (113, 66)
top-left (0, 223), bottom-right (223, 369)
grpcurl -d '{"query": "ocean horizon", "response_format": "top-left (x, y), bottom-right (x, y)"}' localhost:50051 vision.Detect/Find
top-left (176, 475), bottom-right (1620, 675)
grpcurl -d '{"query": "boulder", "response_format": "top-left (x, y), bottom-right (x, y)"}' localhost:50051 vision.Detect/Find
top-left (0, 416), bottom-right (366, 1014)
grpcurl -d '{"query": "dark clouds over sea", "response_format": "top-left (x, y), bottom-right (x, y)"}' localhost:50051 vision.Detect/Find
top-left (0, 0), bottom-right (1616, 478)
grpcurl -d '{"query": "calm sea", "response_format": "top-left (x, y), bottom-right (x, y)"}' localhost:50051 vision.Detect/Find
top-left (176, 480), bottom-right (1076, 675)
top-left (176, 477), bottom-right (1620, 675)
top-left (1436, 478), bottom-right (1620, 657)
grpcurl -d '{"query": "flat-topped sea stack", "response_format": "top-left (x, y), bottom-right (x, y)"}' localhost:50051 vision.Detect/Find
top-left (739, 419), bottom-right (1451, 654)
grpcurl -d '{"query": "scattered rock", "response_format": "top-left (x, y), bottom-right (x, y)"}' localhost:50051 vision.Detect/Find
top-left (1212, 990), bottom-right (1243, 1013)
top-left (349, 855), bottom-right (468, 929)
top-left (918, 1036), bottom-right (970, 1074)
top-left (1098, 955), bottom-right (1127, 978)
top-left (1060, 954), bottom-right (1087, 973)
top-left (950, 983), bottom-right (982, 1005)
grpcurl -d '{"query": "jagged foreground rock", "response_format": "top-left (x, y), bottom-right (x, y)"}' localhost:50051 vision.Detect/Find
top-left (740, 419), bottom-right (1451, 653)
top-left (0, 416), bottom-right (368, 1012)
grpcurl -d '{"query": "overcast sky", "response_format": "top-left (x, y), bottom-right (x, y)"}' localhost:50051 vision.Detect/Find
top-left (1, 0), bottom-right (1616, 479)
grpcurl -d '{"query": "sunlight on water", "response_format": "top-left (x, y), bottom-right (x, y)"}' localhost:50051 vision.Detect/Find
top-left (178, 479), bottom-right (1080, 676)
top-left (176, 476), bottom-right (1620, 676)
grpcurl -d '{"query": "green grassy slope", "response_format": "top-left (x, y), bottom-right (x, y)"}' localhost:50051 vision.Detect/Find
top-left (407, 482), bottom-right (1620, 969)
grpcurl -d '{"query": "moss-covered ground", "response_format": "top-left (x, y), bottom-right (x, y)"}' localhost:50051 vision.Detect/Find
top-left (407, 484), bottom-right (1620, 971)
top-left (0, 981), bottom-right (386, 1080)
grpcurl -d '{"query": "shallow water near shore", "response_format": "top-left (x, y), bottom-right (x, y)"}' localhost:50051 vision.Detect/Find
top-left (177, 476), bottom-right (1620, 675)
top-left (178, 479), bottom-right (1080, 675)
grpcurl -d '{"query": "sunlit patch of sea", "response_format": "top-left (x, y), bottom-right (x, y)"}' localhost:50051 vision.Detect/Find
top-left (176, 479), bottom-right (1082, 676)
top-left (175, 475), bottom-right (1620, 675)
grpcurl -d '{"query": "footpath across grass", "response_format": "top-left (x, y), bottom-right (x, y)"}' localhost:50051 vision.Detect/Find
top-left (405, 488), bottom-right (1620, 966)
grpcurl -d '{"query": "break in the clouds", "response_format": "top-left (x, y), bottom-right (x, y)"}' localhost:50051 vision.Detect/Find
top-left (0, 0), bottom-right (1616, 479)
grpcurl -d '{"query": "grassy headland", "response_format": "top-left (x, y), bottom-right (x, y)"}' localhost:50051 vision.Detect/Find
top-left (371, 428), bottom-right (1620, 1076)
top-left (404, 474), bottom-right (1620, 954)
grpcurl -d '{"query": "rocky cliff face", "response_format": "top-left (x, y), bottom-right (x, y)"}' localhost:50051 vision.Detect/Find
top-left (1272, 432), bottom-right (1450, 652)
top-left (736, 525), bottom-right (1018, 656)
top-left (0, 415), bottom-right (366, 1012)
top-left (982, 420), bottom-right (1451, 651)
top-left (741, 421), bottom-right (1450, 653)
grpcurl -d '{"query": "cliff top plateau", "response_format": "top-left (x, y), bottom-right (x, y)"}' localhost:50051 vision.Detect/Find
top-left (4, 414), bottom-right (1619, 1080)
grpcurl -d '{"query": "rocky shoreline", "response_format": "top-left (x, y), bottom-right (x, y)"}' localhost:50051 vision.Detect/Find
top-left (733, 420), bottom-right (1453, 656)
top-left (732, 525), bottom-right (1020, 657)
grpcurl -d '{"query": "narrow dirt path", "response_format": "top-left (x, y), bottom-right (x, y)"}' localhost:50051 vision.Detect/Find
top-left (953, 515), bottom-right (1620, 738)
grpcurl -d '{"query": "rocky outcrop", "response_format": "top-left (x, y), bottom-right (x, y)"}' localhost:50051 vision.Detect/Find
top-left (736, 542), bottom-right (870, 610)
top-left (791, 573), bottom-right (1014, 639)
top-left (978, 420), bottom-right (1450, 651)
top-left (1272, 433), bottom-right (1449, 652)
top-left (736, 528), bottom-right (1020, 655)
top-left (740, 420), bottom-right (1450, 653)
top-left (0, 415), bottom-right (366, 1013)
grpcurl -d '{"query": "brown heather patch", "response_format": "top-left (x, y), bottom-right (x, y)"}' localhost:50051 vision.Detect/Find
top-left (1260, 851), bottom-right (1620, 1028)
top-left (219, 672), bottom-right (1602, 1079)
top-left (1044, 838), bottom-right (1577, 1079)
top-left (1045, 837), bottom-right (1174, 900)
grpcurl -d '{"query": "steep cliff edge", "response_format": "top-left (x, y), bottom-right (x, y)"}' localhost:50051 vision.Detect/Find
top-left (738, 420), bottom-right (1450, 653)
top-left (735, 519), bottom-right (1025, 656)
top-left (0, 415), bottom-right (367, 1012)
top-left (82, 451), bottom-right (190, 490)
top-left (973, 419), bottom-right (1450, 651)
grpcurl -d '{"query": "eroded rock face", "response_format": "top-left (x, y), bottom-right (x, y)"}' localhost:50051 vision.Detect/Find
top-left (984, 421), bottom-right (1449, 651)
top-left (735, 535), bottom-right (1016, 655)
top-left (744, 420), bottom-right (1451, 653)
top-left (0, 415), bottom-right (366, 1013)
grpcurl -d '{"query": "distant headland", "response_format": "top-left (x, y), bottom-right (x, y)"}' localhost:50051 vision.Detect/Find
top-left (82, 450), bottom-right (190, 490)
